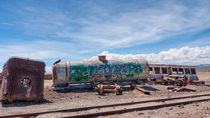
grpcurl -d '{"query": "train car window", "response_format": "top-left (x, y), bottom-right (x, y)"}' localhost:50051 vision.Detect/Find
top-left (185, 68), bottom-right (190, 74)
top-left (162, 68), bottom-right (167, 74)
top-left (191, 68), bottom-right (196, 74)
top-left (154, 67), bottom-right (160, 74)
top-left (172, 68), bottom-right (178, 74)
top-left (149, 67), bottom-right (153, 71)
top-left (178, 68), bottom-right (184, 74)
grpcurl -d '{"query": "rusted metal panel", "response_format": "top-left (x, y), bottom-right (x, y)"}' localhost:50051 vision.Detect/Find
top-left (0, 73), bottom-right (2, 88)
top-left (52, 56), bottom-right (149, 89)
top-left (187, 76), bottom-right (205, 85)
top-left (44, 73), bottom-right (52, 80)
top-left (134, 87), bottom-right (150, 95)
top-left (0, 57), bottom-right (45, 102)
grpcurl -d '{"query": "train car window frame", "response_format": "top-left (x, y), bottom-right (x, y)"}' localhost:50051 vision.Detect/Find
top-left (191, 68), bottom-right (196, 74)
top-left (162, 68), bottom-right (168, 74)
top-left (149, 67), bottom-right (154, 74)
top-left (149, 67), bottom-right (153, 71)
top-left (172, 68), bottom-right (178, 74)
top-left (178, 68), bottom-right (184, 74)
top-left (185, 68), bottom-right (190, 74)
top-left (154, 67), bottom-right (160, 74)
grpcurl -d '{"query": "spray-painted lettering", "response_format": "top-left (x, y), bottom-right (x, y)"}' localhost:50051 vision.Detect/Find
top-left (69, 63), bottom-right (143, 82)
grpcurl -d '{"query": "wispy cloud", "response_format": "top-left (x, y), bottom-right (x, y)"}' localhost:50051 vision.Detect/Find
top-left (0, 40), bottom-right (82, 63)
top-left (0, 0), bottom-right (210, 71)
top-left (45, 66), bottom-right (52, 73)
top-left (6, 0), bottom-right (210, 51)
top-left (91, 46), bottom-right (210, 65)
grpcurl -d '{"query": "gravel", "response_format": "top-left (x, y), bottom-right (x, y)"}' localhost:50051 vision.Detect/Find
top-left (1, 79), bottom-right (210, 117)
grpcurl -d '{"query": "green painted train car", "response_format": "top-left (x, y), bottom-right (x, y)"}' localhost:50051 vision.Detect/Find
top-left (52, 56), bottom-right (149, 89)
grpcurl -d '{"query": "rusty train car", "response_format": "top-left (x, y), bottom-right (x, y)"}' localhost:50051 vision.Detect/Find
top-left (0, 57), bottom-right (45, 102)
top-left (52, 56), bottom-right (149, 90)
top-left (148, 64), bottom-right (199, 80)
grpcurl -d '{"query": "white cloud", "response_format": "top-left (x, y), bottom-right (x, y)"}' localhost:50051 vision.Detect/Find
top-left (1, 1), bottom-right (210, 69)
top-left (91, 46), bottom-right (210, 65)
top-left (58, 2), bottom-right (210, 49)
top-left (7, 1), bottom-right (210, 51)
top-left (45, 66), bottom-right (52, 73)
top-left (0, 40), bottom-right (81, 63)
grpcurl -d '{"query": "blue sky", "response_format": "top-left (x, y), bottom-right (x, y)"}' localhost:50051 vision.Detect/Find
top-left (0, 0), bottom-right (210, 72)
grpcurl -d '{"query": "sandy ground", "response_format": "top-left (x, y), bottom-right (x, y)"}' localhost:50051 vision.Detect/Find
top-left (108, 100), bottom-right (210, 118)
top-left (197, 72), bottom-right (210, 81)
top-left (0, 72), bottom-right (210, 118)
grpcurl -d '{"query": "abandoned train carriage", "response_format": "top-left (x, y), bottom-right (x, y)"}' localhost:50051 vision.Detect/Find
top-left (52, 56), bottom-right (149, 89)
top-left (148, 64), bottom-right (198, 80)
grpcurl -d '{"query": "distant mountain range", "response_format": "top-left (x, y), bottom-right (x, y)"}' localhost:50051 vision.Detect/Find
top-left (196, 64), bottom-right (210, 72)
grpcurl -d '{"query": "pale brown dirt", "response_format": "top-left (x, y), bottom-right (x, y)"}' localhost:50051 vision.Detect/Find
top-left (1, 72), bottom-right (210, 118)
top-left (197, 72), bottom-right (210, 81)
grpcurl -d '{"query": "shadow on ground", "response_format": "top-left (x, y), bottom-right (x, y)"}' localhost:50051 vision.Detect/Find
top-left (139, 86), bottom-right (159, 91)
top-left (1, 99), bottom-right (52, 107)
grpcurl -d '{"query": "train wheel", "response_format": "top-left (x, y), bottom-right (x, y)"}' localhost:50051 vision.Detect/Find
top-left (176, 80), bottom-right (183, 87)
top-left (98, 85), bottom-right (104, 95)
top-left (130, 84), bottom-right (136, 90)
top-left (116, 88), bottom-right (123, 95)
top-left (161, 80), bottom-right (168, 85)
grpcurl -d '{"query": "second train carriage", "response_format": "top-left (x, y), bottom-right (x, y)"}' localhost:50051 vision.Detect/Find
top-left (148, 64), bottom-right (198, 80)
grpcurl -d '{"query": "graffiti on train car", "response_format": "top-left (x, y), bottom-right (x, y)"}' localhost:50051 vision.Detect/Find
top-left (69, 63), bottom-right (143, 82)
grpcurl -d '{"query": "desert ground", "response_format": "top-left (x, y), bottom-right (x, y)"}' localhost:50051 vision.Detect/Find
top-left (0, 72), bottom-right (210, 118)
top-left (197, 72), bottom-right (210, 81)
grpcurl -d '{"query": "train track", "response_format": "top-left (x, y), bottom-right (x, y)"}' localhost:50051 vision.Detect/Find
top-left (1, 93), bottom-right (210, 118)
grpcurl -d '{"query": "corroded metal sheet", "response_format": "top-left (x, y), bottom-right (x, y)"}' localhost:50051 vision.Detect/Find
top-left (44, 73), bottom-right (52, 79)
top-left (0, 57), bottom-right (45, 102)
top-left (52, 58), bottom-right (149, 88)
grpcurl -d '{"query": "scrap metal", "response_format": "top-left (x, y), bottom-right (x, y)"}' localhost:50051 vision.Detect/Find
top-left (52, 55), bottom-right (149, 90)
top-left (97, 83), bottom-right (122, 95)
top-left (149, 64), bottom-right (199, 81)
top-left (187, 76), bottom-right (205, 86)
top-left (0, 57), bottom-right (45, 102)
top-left (149, 75), bottom-right (188, 87)
top-left (44, 73), bottom-right (52, 80)
top-left (134, 87), bottom-right (150, 95)
top-left (167, 87), bottom-right (196, 92)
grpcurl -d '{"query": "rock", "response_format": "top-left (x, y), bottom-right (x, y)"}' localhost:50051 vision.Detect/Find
top-left (138, 113), bottom-right (144, 115)
top-left (169, 107), bottom-right (173, 110)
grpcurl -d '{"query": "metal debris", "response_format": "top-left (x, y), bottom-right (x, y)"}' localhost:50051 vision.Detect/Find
top-left (187, 76), bottom-right (205, 86)
top-left (167, 87), bottom-right (196, 92)
top-left (44, 73), bottom-right (52, 80)
top-left (0, 57), bottom-right (45, 102)
top-left (97, 83), bottom-right (122, 95)
top-left (150, 75), bottom-right (188, 87)
top-left (134, 87), bottom-right (150, 95)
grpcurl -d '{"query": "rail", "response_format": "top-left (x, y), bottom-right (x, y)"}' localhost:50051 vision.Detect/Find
top-left (1, 93), bottom-right (210, 118)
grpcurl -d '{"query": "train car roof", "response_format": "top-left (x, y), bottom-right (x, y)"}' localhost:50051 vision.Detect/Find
top-left (149, 64), bottom-right (196, 68)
